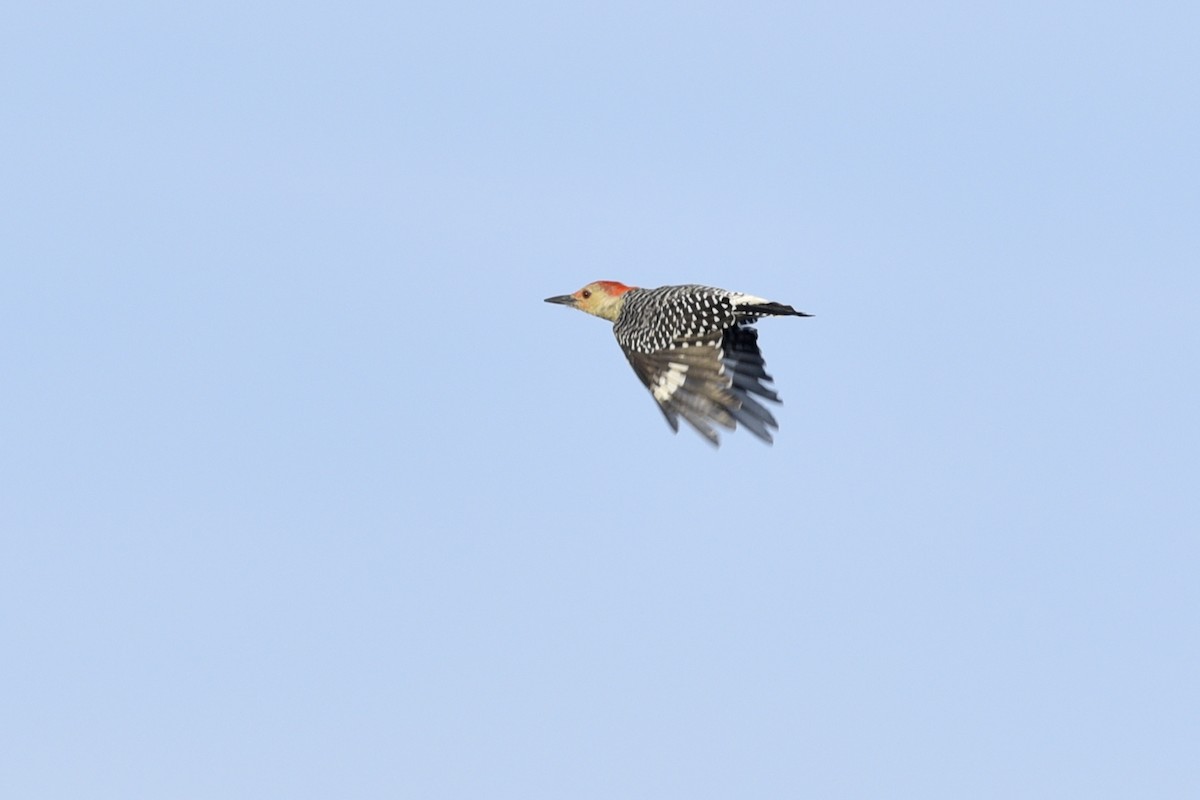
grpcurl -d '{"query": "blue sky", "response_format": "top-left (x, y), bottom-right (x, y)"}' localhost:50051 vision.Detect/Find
top-left (2, 2), bottom-right (1197, 797)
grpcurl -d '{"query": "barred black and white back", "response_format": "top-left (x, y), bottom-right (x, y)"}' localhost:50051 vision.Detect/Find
top-left (613, 285), bottom-right (807, 445)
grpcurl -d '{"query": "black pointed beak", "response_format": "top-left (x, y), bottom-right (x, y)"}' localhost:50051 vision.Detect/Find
top-left (544, 294), bottom-right (577, 306)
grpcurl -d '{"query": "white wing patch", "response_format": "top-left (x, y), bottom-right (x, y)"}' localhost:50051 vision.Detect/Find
top-left (651, 361), bottom-right (689, 402)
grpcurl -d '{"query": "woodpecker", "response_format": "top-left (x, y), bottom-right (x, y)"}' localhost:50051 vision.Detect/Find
top-left (544, 281), bottom-right (810, 445)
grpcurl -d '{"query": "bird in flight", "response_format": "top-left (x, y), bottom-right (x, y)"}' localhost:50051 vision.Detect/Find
top-left (545, 281), bottom-right (809, 445)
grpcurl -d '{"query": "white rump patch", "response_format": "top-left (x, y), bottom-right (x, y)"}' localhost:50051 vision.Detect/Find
top-left (728, 292), bottom-right (770, 308)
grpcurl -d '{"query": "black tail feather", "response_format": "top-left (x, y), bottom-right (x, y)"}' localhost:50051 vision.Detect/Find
top-left (742, 301), bottom-right (811, 318)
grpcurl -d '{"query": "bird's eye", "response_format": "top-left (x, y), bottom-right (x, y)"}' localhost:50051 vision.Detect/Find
top-left (581, 289), bottom-right (592, 299)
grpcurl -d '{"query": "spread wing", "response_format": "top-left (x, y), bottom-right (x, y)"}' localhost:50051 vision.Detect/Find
top-left (622, 325), bottom-right (781, 446)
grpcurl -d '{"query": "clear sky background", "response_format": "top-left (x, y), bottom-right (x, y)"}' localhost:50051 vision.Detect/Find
top-left (2, 2), bottom-right (1197, 798)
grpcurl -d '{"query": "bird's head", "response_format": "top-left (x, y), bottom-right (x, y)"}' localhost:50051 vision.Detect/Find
top-left (544, 281), bottom-right (634, 322)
